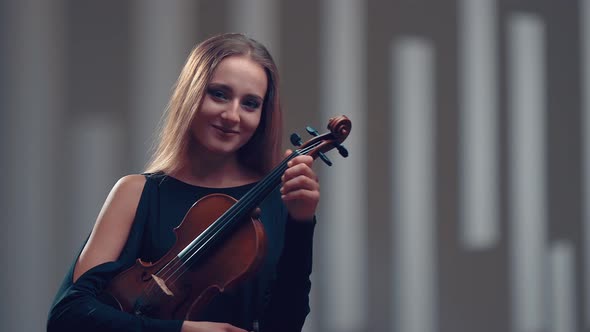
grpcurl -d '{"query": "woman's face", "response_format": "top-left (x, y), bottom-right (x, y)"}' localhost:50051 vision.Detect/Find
top-left (191, 55), bottom-right (268, 158)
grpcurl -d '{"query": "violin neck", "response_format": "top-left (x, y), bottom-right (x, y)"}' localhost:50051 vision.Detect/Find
top-left (176, 151), bottom-right (302, 263)
top-left (232, 151), bottom-right (299, 217)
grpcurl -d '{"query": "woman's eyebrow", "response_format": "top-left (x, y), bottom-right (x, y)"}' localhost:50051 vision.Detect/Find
top-left (208, 82), bottom-right (232, 91)
top-left (245, 93), bottom-right (264, 101)
top-left (209, 82), bottom-right (264, 101)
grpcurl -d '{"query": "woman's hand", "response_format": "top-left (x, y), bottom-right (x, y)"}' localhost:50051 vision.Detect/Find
top-left (281, 149), bottom-right (320, 222)
top-left (181, 321), bottom-right (247, 332)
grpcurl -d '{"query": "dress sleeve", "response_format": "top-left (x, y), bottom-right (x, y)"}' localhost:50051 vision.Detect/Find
top-left (47, 261), bottom-right (183, 332)
top-left (260, 215), bottom-right (316, 332)
top-left (47, 175), bottom-right (184, 332)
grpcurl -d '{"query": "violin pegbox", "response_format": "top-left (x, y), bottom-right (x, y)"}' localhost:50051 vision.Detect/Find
top-left (290, 115), bottom-right (351, 167)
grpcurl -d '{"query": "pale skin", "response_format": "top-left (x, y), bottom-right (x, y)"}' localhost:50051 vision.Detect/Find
top-left (73, 55), bottom-right (319, 332)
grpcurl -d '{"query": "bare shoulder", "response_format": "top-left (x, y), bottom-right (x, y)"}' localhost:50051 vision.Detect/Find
top-left (100, 174), bottom-right (147, 215)
top-left (73, 174), bottom-right (147, 282)
top-left (114, 174), bottom-right (147, 195)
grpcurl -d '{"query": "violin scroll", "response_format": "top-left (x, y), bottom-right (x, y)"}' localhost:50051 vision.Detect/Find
top-left (327, 115), bottom-right (352, 142)
top-left (291, 115), bottom-right (351, 166)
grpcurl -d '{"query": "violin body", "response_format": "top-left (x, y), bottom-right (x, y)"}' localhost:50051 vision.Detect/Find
top-left (103, 193), bottom-right (267, 320)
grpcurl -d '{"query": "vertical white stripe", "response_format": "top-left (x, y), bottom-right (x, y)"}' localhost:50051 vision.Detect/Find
top-left (581, 0), bottom-right (590, 328)
top-left (316, 0), bottom-right (367, 331)
top-left (548, 242), bottom-right (577, 332)
top-left (458, 0), bottom-right (499, 249)
top-left (70, 115), bottom-right (123, 246)
top-left (131, 0), bottom-right (197, 170)
top-left (392, 37), bottom-right (437, 332)
top-left (228, 0), bottom-right (280, 62)
top-left (3, 0), bottom-right (64, 331)
top-left (508, 14), bottom-right (547, 332)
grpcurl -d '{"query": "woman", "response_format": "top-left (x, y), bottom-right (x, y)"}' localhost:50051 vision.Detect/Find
top-left (48, 33), bottom-right (319, 332)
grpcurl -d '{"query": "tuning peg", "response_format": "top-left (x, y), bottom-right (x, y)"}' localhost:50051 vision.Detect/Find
top-left (318, 152), bottom-right (333, 166)
top-left (336, 144), bottom-right (349, 158)
top-left (306, 126), bottom-right (319, 137)
top-left (290, 133), bottom-right (303, 147)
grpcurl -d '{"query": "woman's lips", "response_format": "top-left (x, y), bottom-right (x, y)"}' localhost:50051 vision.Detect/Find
top-left (212, 125), bottom-right (239, 134)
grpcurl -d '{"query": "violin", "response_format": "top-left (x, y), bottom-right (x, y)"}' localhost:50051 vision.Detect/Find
top-left (103, 115), bottom-right (351, 320)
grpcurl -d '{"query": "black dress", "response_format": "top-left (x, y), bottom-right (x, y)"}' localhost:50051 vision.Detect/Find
top-left (47, 172), bottom-right (315, 332)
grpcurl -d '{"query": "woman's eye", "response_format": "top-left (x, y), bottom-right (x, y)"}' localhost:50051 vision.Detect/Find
top-left (209, 89), bottom-right (227, 100)
top-left (243, 99), bottom-right (261, 110)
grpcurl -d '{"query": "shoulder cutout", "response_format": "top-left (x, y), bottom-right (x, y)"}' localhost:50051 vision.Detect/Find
top-left (73, 174), bottom-right (147, 282)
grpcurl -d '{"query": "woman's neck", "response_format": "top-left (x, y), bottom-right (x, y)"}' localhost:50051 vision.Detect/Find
top-left (173, 151), bottom-right (260, 188)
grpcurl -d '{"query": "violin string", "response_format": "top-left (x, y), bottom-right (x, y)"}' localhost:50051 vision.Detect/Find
top-left (162, 142), bottom-right (323, 286)
top-left (150, 141), bottom-right (323, 292)
top-left (167, 157), bottom-right (287, 274)
top-left (141, 140), bottom-right (325, 303)
top-left (161, 157), bottom-right (294, 285)
top-left (139, 156), bottom-right (289, 301)
top-left (141, 143), bottom-right (315, 301)
top-left (166, 142), bottom-right (325, 282)
top-left (144, 166), bottom-right (285, 297)
top-left (162, 155), bottom-right (293, 285)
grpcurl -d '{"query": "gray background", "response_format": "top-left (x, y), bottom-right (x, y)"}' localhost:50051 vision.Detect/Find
top-left (0, 1), bottom-right (587, 332)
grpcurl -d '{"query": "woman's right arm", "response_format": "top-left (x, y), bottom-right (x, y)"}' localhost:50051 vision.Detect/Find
top-left (73, 174), bottom-right (148, 282)
top-left (48, 175), bottom-right (247, 332)
top-left (48, 174), bottom-right (184, 332)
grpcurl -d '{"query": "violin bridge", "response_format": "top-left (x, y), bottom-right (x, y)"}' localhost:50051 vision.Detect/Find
top-left (151, 274), bottom-right (174, 296)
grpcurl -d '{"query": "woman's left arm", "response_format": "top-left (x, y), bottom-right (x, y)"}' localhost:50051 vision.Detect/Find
top-left (260, 152), bottom-right (319, 332)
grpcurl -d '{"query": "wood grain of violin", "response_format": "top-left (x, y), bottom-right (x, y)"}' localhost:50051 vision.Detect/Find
top-left (102, 115), bottom-right (351, 320)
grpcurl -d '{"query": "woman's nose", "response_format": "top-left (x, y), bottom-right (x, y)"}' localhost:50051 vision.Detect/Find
top-left (221, 100), bottom-right (240, 123)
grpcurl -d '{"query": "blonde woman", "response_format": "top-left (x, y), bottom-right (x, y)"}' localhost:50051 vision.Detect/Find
top-left (48, 33), bottom-right (318, 332)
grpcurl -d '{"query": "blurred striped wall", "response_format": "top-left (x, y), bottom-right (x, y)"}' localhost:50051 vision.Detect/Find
top-left (0, 1), bottom-right (587, 332)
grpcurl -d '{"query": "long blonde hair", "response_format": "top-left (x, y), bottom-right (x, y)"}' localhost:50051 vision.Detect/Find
top-left (144, 33), bottom-right (283, 176)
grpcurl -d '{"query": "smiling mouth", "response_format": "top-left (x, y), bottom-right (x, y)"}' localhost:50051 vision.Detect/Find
top-left (213, 125), bottom-right (239, 134)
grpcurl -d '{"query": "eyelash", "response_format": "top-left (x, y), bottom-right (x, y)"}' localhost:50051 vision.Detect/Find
top-left (208, 88), bottom-right (227, 100)
top-left (243, 99), bottom-right (261, 110)
top-left (208, 88), bottom-right (261, 110)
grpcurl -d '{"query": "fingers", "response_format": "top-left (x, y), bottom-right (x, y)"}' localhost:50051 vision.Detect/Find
top-left (281, 186), bottom-right (321, 203)
top-left (280, 174), bottom-right (319, 198)
top-left (280, 150), bottom-right (320, 221)
top-left (283, 156), bottom-right (315, 180)
top-left (281, 164), bottom-right (319, 196)
top-left (281, 155), bottom-right (319, 201)
top-left (288, 154), bottom-right (313, 168)
top-left (283, 149), bottom-right (314, 168)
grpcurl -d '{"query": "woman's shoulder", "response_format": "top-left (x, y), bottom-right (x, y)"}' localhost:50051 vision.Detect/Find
top-left (102, 174), bottom-right (152, 208)
top-left (112, 174), bottom-right (147, 195)
top-left (118, 173), bottom-right (147, 184)
top-left (71, 174), bottom-right (149, 283)
top-left (94, 175), bottom-right (148, 219)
